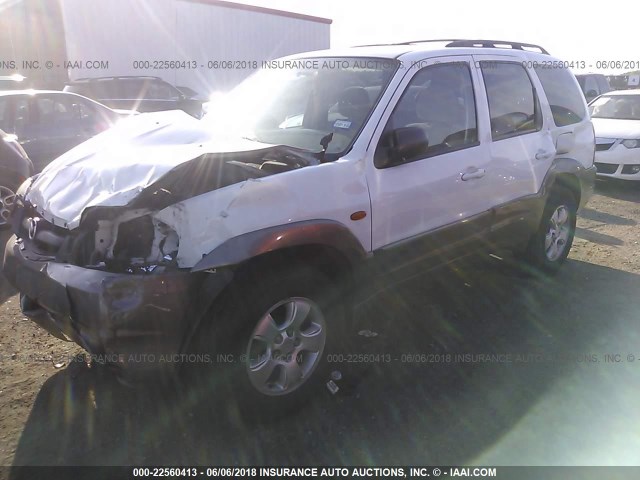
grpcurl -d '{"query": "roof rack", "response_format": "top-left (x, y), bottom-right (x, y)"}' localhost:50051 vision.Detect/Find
top-left (355, 38), bottom-right (465, 48)
top-left (406, 39), bottom-right (549, 54)
top-left (355, 39), bottom-right (549, 55)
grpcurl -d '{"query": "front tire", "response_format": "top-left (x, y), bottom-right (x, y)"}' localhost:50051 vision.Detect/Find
top-left (189, 263), bottom-right (348, 418)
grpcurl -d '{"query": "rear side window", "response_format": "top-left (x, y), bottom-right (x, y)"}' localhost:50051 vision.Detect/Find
top-left (481, 62), bottom-right (541, 140)
top-left (534, 67), bottom-right (586, 127)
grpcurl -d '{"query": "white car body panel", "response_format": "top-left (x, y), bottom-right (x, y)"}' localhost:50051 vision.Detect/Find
top-left (155, 158), bottom-right (371, 268)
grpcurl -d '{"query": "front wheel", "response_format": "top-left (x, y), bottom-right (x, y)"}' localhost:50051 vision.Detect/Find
top-left (521, 187), bottom-right (577, 274)
top-left (188, 263), bottom-right (348, 418)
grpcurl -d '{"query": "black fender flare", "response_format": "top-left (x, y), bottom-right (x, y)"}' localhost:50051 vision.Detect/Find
top-left (191, 219), bottom-right (368, 272)
top-left (540, 157), bottom-right (596, 209)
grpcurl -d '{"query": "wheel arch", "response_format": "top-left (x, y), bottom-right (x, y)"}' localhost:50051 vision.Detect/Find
top-left (191, 219), bottom-right (367, 282)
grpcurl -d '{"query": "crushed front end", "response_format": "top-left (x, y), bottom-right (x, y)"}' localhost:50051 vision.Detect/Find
top-left (2, 198), bottom-right (232, 376)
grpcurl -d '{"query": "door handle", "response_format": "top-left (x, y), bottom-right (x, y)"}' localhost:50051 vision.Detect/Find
top-left (535, 150), bottom-right (554, 161)
top-left (461, 168), bottom-right (486, 181)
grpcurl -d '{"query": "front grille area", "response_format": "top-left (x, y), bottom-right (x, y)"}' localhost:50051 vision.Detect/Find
top-left (595, 162), bottom-right (618, 174)
top-left (596, 143), bottom-right (614, 151)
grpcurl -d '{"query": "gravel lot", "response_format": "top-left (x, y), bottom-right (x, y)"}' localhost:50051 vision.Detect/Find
top-left (1, 178), bottom-right (640, 470)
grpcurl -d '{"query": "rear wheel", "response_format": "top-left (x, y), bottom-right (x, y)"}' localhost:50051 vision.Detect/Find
top-left (521, 187), bottom-right (577, 274)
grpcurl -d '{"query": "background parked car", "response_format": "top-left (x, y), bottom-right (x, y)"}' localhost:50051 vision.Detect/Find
top-left (0, 128), bottom-right (33, 228)
top-left (576, 73), bottom-right (612, 102)
top-left (0, 90), bottom-right (131, 173)
top-left (64, 76), bottom-right (204, 118)
top-left (589, 90), bottom-right (640, 180)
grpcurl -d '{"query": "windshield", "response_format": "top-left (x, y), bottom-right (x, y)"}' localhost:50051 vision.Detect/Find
top-left (203, 57), bottom-right (398, 157)
top-left (589, 94), bottom-right (640, 120)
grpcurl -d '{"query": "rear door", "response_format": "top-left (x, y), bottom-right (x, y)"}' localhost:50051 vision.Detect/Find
top-left (473, 56), bottom-right (555, 206)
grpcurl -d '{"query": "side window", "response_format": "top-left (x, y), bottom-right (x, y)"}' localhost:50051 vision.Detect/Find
top-left (34, 96), bottom-right (78, 125)
top-left (375, 62), bottom-right (478, 168)
top-left (147, 81), bottom-right (180, 100)
top-left (481, 62), bottom-right (541, 140)
top-left (121, 80), bottom-right (145, 100)
top-left (534, 66), bottom-right (586, 127)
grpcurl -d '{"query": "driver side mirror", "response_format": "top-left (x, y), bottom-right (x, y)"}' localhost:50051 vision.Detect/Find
top-left (585, 90), bottom-right (598, 101)
top-left (374, 126), bottom-right (429, 169)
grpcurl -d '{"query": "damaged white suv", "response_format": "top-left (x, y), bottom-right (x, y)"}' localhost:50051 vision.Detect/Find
top-left (3, 40), bottom-right (595, 405)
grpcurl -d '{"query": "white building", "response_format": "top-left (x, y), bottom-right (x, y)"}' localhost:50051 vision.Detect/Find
top-left (0, 0), bottom-right (332, 94)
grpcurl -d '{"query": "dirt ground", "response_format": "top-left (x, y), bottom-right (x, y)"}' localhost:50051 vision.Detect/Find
top-left (0, 178), bottom-right (639, 469)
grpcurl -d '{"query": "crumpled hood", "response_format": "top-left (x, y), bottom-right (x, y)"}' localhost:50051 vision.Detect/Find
top-left (25, 110), bottom-right (275, 229)
top-left (592, 118), bottom-right (640, 139)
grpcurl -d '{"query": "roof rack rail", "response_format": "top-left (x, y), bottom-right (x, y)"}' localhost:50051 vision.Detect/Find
top-left (394, 38), bottom-right (468, 45)
top-left (354, 38), bottom-right (466, 48)
top-left (444, 39), bottom-right (548, 54)
top-left (437, 39), bottom-right (549, 54)
top-left (358, 39), bottom-right (549, 55)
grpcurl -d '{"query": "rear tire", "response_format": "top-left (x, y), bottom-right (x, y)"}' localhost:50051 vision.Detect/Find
top-left (187, 263), bottom-right (348, 421)
top-left (521, 186), bottom-right (577, 274)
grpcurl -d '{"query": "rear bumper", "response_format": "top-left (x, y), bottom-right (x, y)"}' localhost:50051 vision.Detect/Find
top-left (2, 235), bottom-right (232, 376)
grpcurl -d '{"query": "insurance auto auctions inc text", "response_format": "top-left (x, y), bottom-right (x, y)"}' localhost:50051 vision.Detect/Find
top-left (256, 467), bottom-right (497, 477)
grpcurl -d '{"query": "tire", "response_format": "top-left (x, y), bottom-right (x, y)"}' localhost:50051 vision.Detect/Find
top-left (0, 180), bottom-right (19, 229)
top-left (521, 186), bottom-right (577, 274)
top-left (187, 262), bottom-right (348, 420)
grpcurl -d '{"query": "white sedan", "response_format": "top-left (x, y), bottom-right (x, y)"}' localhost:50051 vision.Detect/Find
top-left (590, 90), bottom-right (640, 180)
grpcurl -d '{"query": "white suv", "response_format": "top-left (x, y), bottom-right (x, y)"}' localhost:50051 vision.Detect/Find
top-left (3, 40), bottom-right (595, 408)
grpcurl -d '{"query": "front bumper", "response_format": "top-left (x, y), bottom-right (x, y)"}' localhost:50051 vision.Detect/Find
top-left (2, 235), bottom-right (233, 376)
top-left (594, 141), bottom-right (640, 180)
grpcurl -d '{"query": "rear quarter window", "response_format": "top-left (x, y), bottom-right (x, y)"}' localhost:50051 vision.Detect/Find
top-left (534, 67), bottom-right (586, 126)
